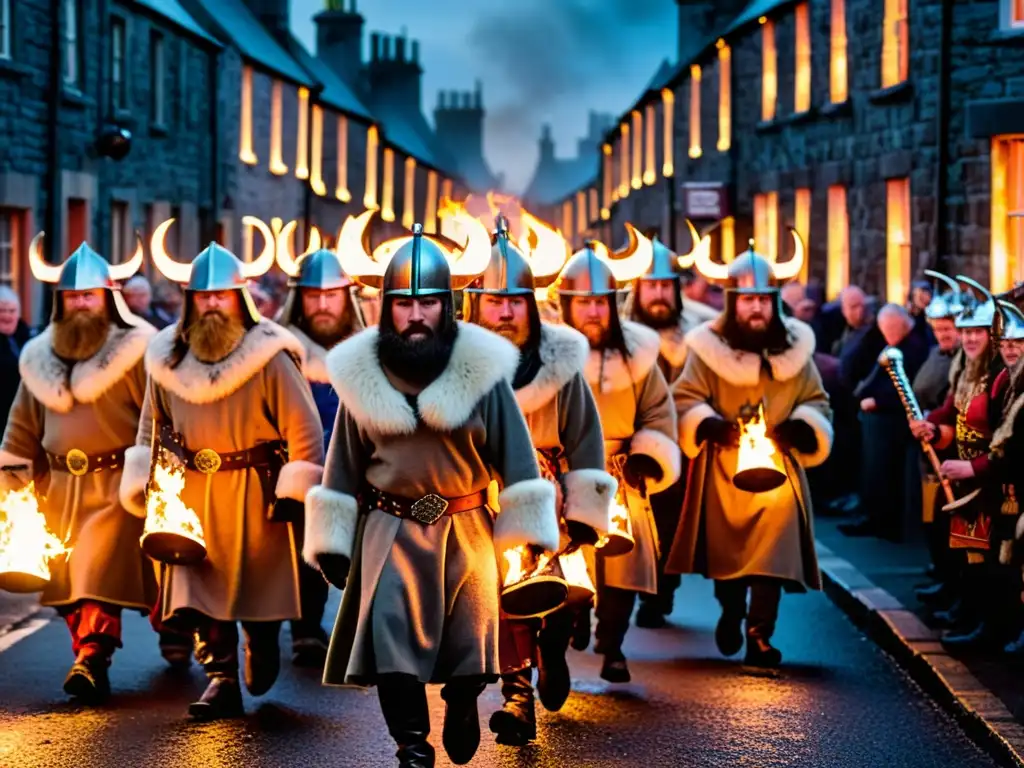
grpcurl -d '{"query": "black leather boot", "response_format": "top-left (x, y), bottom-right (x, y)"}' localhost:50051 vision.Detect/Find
top-left (378, 674), bottom-right (435, 768)
top-left (190, 620), bottom-right (243, 720)
top-left (600, 651), bottom-right (631, 683)
top-left (744, 579), bottom-right (782, 668)
top-left (570, 604), bottom-right (592, 651)
top-left (440, 679), bottom-right (486, 765)
top-left (241, 621), bottom-right (282, 696)
top-left (159, 630), bottom-right (193, 669)
top-left (744, 636), bottom-right (783, 668)
top-left (488, 669), bottom-right (536, 746)
top-left (915, 580), bottom-right (953, 606)
top-left (713, 580), bottom-right (747, 657)
top-left (635, 601), bottom-right (667, 629)
top-left (63, 642), bottom-right (113, 704)
top-left (536, 609), bottom-right (572, 712)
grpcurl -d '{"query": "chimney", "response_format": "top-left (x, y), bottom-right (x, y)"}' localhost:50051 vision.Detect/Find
top-left (315, 2), bottom-right (365, 88)
top-left (539, 124), bottom-right (555, 164)
top-left (675, 0), bottom-right (748, 63)
top-left (242, 0), bottom-right (290, 35)
top-left (433, 82), bottom-right (496, 191)
top-left (366, 31), bottom-right (424, 116)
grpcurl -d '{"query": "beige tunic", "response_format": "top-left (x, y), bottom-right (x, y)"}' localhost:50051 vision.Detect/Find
top-left (126, 321), bottom-right (325, 623)
top-left (0, 323), bottom-right (156, 611)
top-left (654, 300), bottom-right (720, 386)
top-left (667, 318), bottom-right (832, 590)
top-left (584, 321), bottom-right (682, 594)
top-left (303, 322), bottom-right (560, 686)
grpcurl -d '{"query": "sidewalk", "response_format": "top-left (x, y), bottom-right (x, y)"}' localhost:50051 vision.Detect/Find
top-left (0, 591), bottom-right (39, 634)
top-left (816, 516), bottom-right (1024, 767)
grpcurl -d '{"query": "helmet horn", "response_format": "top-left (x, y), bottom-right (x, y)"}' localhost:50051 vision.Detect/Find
top-left (692, 233), bottom-right (731, 282)
top-left (28, 233), bottom-right (63, 284)
top-left (150, 218), bottom-right (193, 284)
top-left (605, 223), bottom-right (654, 282)
top-left (677, 219), bottom-right (702, 268)
top-left (956, 275), bottom-right (994, 306)
top-left (772, 229), bottom-right (805, 281)
top-left (924, 269), bottom-right (961, 298)
top-left (239, 216), bottom-right (275, 278)
top-left (275, 220), bottom-right (324, 278)
top-left (108, 232), bottom-right (145, 282)
top-left (337, 209), bottom-right (388, 289)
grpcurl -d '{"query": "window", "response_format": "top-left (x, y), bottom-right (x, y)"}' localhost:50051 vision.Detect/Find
top-left (602, 144), bottom-right (612, 218)
top-left (720, 216), bottom-right (735, 264)
top-left (562, 200), bottom-right (573, 241)
top-left (441, 178), bottom-right (453, 203)
top-left (886, 178), bottom-right (911, 303)
top-left (424, 170), bottom-right (438, 233)
top-left (150, 32), bottom-right (165, 126)
top-left (110, 202), bottom-right (129, 265)
top-left (689, 65), bottom-right (702, 159)
top-left (64, 0), bottom-right (80, 88)
top-left (631, 110), bottom-right (642, 190)
top-left (643, 103), bottom-right (656, 184)
top-left (363, 125), bottom-right (379, 208)
top-left (310, 105), bottom-right (326, 196)
top-left (717, 42), bottom-right (731, 151)
top-left (794, 188), bottom-right (811, 283)
top-left (661, 88), bottom-right (675, 177)
top-left (795, 3), bottom-right (811, 113)
top-left (576, 190), bottom-right (587, 234)
top-left (110, 17), bottom-right (127, 110)
top-left (269, 80), bottom-right (288, 174)
top-left (0, 0), bottom-right (11, 61)
top-left (402, 156), bottom-right (416, 229)
top-left (882, 0), bottom-right (908, 88)
top-left (381, 147), bottom-right (395, 222)
top-left (753, 192), bottom-right (779, 261)
top-left (335, 115), bottom-right (350, 202)
top-left (296, 87), bottom-right (310, 180)
top-left (830, 0), bottom-right (848, 102)
top-left (589, 188), bottom-right (599, 221)
top-left (990, 137), bottom-right (1024, 292)
top-left (0, 208), bottom-right (19, 284)
top-left (761, 18), bottom-right (777, 122)
top-left (618, 123), bottom-right (630, 198)
top-left (827, 186), bottom-right (849, 299)
top-left (1009, 0), bottom-right (1024, 28)
top-left (67, 198), bottom-right (87, 255)
top-left (239, 66), bottom-right (257, 164)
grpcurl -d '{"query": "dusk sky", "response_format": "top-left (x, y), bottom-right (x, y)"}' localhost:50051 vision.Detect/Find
top-left (290, 0), bottom-right (678, 193)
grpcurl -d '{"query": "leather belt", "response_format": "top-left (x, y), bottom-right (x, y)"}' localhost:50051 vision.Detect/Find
top-left (361, 484), bottom-right (490, 525)
top-left (47, 447), bottom-right (128, 476)
top-left (158, 424), bottom-right (283, 474)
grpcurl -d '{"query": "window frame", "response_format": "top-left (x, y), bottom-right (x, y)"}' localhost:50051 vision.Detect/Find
top-left (881, 0), bottom-right (909, 88)
top-left (761, 18), bottom-right (777, 122)
top-left (794, 2), bottom-right (811, 113)
top-left (110, 15), bottom-right (128, 112)
top-left (110, 201), bottom-right (130, 265)
top-left (1004, 0), bottom-right (1024, 30)
top-left (64, 0), bottom-right (81, 90)
top-left (885, 177), bottom-right (911, 304)
top-left (0, 208), bottom-right (17, 284)
top-left (150, 30), bottom-right (166, 127)
top-left (0, 0), bottom-right (11, 61)
top-left (830, 0), bottom-right (848, 103)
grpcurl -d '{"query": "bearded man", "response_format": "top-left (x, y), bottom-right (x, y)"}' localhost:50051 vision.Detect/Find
top-left (277, 247), bottom-right (364, 667)
top-left (556, 244), bottom-right (681, 683)
top-left (0, 241), bottom-right (156, 702)
top-left (120, 243), bottom-right (324, 720)
top-left (667, 244), bottom-right (832, 667)
top-left (303, 224), bottom-right (559, 768)
top-left (629, 236), bottom-right (716, 629)
top-left (464, 219), bottom-right (615, 746)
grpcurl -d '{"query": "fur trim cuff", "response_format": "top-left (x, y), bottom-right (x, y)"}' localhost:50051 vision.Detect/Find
top-left (493, 478), bottom-right (559, 553)
top-left (629, 429), bottom-right (681, 494)
top-left (679, 403), bottom-right (717, 459)
top-left (562, 469), bottom-right (617, 534)
top-left (276, 460), bottom-right (323, 502)
top-left (119, 445), bottom-right (151, 518)
top-left (788, 405), bottom-right (833, 469)
top-left (303, 485), bottom-right (359, 564)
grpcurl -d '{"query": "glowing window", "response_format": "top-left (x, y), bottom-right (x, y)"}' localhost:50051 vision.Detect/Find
top-left (589, 188), bottom-right (599, 222)
top-left (562, 200), bottom-right (573, 242)
top-left (830, 0), bottom-right (848, 103)
top-left (1013, 0), bottom-right (1024, 27)
top-left (619, 125), bottom-right (630, 199)
top-left (441, 178), bottom-right (453, 202)
top-left (644, 103), bottom-right (656, 184)
top-left (296, 87), bottom-right (310, 180)
top-left (310, 105), bottom-right (326, 196)
top-left (990, 137), bottom-right (1024, 293)
top-left (717, 42), bottom-right (731, 152)
top-left (402, 157), bottom-right (416, 229)
top-left (631, 111), bottom-right (642, 190)
top-left (882, 0), bottom-right (908, 88)
top-left (363, 125), bottom-right (379, 208)
top-left (602, 144), bottom-right (612, 218)
top-left (576, 190), bottom-right (587, 234)
top-left (754, 192), bottom-right (779, 261)
top-left (424, 171), bottom-right (438, 233)
top-left (662, 88), bottom-right (675, 177)
top-left (269, 80), bottom-right (288, 175)
top-left (335, 115), bottom-right (350, 202)
top-left (827, 186), bottom-right (849, 299)
top-left (381, 148), bottom-right (395, 222)
top-left (795, 3), bottom-right (811, 113)
top-left (762, 19), bottom-right (777, 122)
top-left (720, 216), bottom-right (735, 264)
top-left (794, 188), bottom-right (811, 283)
top-left (239, 66), bottom-right (257, 165)
top-left (689, 65), bottom-right (702, 159)
top-left (886, 178), bottom-right (911, 304)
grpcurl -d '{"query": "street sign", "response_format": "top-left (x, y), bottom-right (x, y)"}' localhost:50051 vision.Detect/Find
top-left (683, 182), bottom-right (729, 219)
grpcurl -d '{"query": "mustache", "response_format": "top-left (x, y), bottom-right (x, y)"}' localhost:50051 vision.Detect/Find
top-left (400, 321), bottom-right (433, 339)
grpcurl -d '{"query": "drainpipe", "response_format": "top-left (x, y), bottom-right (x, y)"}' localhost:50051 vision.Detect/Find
top-left (935, 0), bottom-right (953, 271)
top-left (207, 45), bottom-right (221, 243)
top-left (42, 0), bottom-right (64, 322)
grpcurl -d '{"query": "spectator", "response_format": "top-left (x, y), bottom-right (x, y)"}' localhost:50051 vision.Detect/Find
top-left (121, 275), bottom-right (171, 329)
top-left (151, 280), bottom-right (183, 327)
top-left (840, 304), bottom-right (930, 540)
top-left (0, 286), bottom-right (31, 426)
top-left (908, 280), bottom-right (937, 348)
top-left (682, 270), bottom-right (724, 310)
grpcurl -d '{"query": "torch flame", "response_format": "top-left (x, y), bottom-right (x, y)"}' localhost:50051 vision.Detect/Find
top-left (142, 459), bottom-right (206, 550)
top-left (0, 483), bottom-right (70, 583)
top-left (502, 544), bottom-right (552, 587)
top-left (518, 209), bottom-right (569, 280)
top-left (733, 404), bottom-right (787, 492)
top-left (596, 496), bottom-right (631, 549)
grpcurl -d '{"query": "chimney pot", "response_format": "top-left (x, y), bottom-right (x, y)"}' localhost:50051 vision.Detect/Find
top-left (438, 91), bottom-right (445, 109)
top-left (371, 32), bottom-right (380, 61)
top-left (462, 91), bottom-right (471, 108)
top-left (395, 36), bottom-right (405, 61)
top-left (411, 40), bottom-right (419, 62)
top-left (449, 89), bottom-right (459, 107)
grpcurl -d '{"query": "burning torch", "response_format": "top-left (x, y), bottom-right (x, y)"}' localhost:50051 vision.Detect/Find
top-left (0, 465), bottom-right (70, 593)
top-left (733, 403), bottom-right (788, 493)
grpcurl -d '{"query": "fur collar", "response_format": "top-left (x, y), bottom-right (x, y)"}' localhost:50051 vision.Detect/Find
top-left (19, 322), bottom-right (155, 413)
top-left (516, 322), bottom-right (590, 415)
top-left (684, 316), bottom-right (816, 387)
top-left (657, 302), bottom-right (720, 369)
top-left (145, 320), bottom-right (305, 404)
top-left (584, 320), bottom-right (661, 393)
top-left (326, 322), bottom-right (520, 435)
top-left (287, 325), bottom-right (332, 384)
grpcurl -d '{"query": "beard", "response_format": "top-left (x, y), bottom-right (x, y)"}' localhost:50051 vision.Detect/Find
top-left (378, 321), bottom-right (457, 387)
top-left (478, 317), bottom-right (530, 348)
top-left (188, 311), bottom-right (246, 363)
top-left (578, 321), bottom-right (610, 349)
top-left (635, 300), bottom-right (677, 330)
top-left (52, 310), bottom-right (110, 361)
top-left (722, 311), bottom-right (787, 354)
top-left (304, 310), bottom-right (352, 349)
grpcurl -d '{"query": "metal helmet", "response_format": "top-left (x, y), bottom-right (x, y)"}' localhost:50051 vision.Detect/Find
top-left (292, 248), bottom-right (354, 290)
top-left (923, 270), bottom-right (964, 321)
top-left (382, 224), bottom-right (453, 298)
top-left (554, 243), bottom-right (617, 297)
top-left (464, 214), bottom-right (535, 297)
top-left (639, 237), bottom-right (683, 282)
top-left (692, 233), bottom-right (805, 294)
top-left (995, 299), bottom-right (1024, 341)
top-left (955, 275), bottom-right (996, 330)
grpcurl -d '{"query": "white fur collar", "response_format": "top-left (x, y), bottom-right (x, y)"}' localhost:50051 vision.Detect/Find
top-left (657, 303), bottom-right (720, 369)
top-left (287, 325), bottom-right (331, 384)
top-left (684, 316), bottom-right (816, 387)
top-left (584, 320), bottom-right (661, 393)
top-left (19, 322), bottom-right (155, 414)
top-left (516, 322), bottom-right (589, 415)
top-left (326, 322), bottom-right (520, 435)
top-left (145, 320), bottom-right (305, 404)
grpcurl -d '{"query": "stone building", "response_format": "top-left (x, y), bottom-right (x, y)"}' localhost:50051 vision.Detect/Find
top-left (540, 0), bottom-right (1024, 300)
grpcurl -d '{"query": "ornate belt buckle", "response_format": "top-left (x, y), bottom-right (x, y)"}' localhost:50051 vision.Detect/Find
top-left (66, 448), bottom-right (89, 476)
top-left (194, 448), bottom-right (222, 475)
top-left (409, 493), bottom-right (448, 524)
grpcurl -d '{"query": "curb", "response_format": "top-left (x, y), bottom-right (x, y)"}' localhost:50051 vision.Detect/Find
top-left (817, 542), bottom-right (1024, 768)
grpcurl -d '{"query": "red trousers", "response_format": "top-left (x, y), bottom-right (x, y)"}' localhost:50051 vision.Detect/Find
top-left (63, 600), bottom-right (122, 660)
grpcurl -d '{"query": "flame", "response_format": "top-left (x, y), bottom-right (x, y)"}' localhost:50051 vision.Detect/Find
top-left (735, 404), bottom-right (783, 478)
top-left (0, 483), bottom-right (70, 583)
top-left (596, 496), bottom-right (631, 549)
top-left (603, 223), bottom-right (654, 282)
top-left (436, 197), bottom-right (492, 287)
top-left (518, 209), bottom-right (570, 280)
top-left (558, 548), bottom-right (595, 595)
top-left (142, 459), bottom-right (206, 551)
top-left (502, 544), bottom-right (552, 587)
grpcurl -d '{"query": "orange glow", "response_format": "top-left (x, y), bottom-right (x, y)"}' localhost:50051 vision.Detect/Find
top-left (503, 545), bottom-right (552, 587)
top-left (335, 115), bottom-right (350, 202)
top-left (795, 188), bottom-right (811, 283)
top-left (142, 457), bottom-right (206, 557)
top-left (296, 87), bottom-right (310, 180)
top-left (631, 110), bottom-right (642, 190)
top-left (718, 43), bottom-right (731, 151)
top-left (402, 157), bottom-right (416, 229)
top-left (381, 148), bottom-right (395, 222)
top-left (795, 3), bottom-right (811, 113)
top-left (310, 105), bottom-right (326, 196)
top-left (662, 88), bottom-right (675, 177)
top-left (754, 192), bottom-right (779, 261)
top-left (619, 123), bottom-right (630, 198)
top-left (827, 185), bottom-right (849, 299)
top-left (886, 177), bottom-right (911, 303)
top-left (0, 483), bottom-right (70, 586)
top-left (762, 20), bottom-right (777, 122)
top-left (830, 0), bottom-right (848, 103)
top-left (589, 188), bottom-right (599, 222)
top-left (734, 404), bottom-right (785, 487)
top-left (602, 144), bottom-right (612, 218)
top-left (882, 0), bottom-right (908, 88)
top-left (721, 215), bottom-right (735, 264)
top-left (1015, 0), bottom-right (1024, 25)
top-left (239, 66), bottom-right (257, 165)
top-left (441, 178), bottom-right (453, 203)
top-left (562, 200), bottom-right (573, 243)
top-left (424, 170), bottom-right (438, 233)
top-left (644, 103), bottom-right (656, 184)
top-left (269, 80), bottom-right (288, 175)
top-left (689, 65), bottom-right (702, 159)
top-left (576, 190), bottom-right (586, 234)
top-left (990, 138), bottom-right (1024, 293)
top-left (364, 126), bottom-right (379, 208)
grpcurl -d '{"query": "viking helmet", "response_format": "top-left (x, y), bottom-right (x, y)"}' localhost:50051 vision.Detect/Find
top-left (954, 275), bottom-right (996, 330)
top-left (275, 247), bottom-right (366, 331)
top-left (553, 243), bottom-right (617, 298)
top-left (692, 233), bottom-right (804, 294)
top-left (464, 214), bottom-right (535, 297)
top-left (923, 270), bottom-right (964, 321)
top-left (995, 299), bottom-right (1024, 341)
top-left (28, 232), bottom-right (144, 326)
